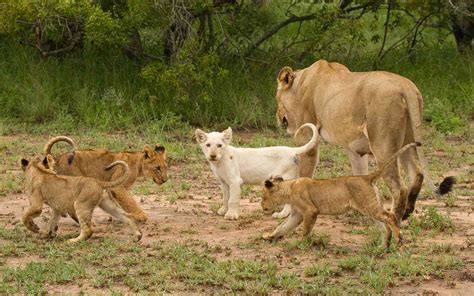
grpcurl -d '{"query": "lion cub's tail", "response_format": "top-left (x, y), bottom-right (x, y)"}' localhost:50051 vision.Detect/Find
top-left (367, 142), bottom-right (421, 183)
top-left (99, 161), bottom-right (130, 189)
top-left (43, 136), bottom-right (77, 164)
top-left (292, 123), bottom-right (320, 155)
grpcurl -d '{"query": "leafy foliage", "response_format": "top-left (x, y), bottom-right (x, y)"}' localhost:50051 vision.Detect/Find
top-left (0, 1), bottom-right (471, 131)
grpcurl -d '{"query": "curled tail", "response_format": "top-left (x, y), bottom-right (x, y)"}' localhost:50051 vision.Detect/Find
top-left (43, 136), bottom-right (77, 164)
top-left (367, 142), bottom-right (421, 183)
top-left (292, 123), bottom-right (320, 155)
top-left (99, 161), bottom-right (130, 189)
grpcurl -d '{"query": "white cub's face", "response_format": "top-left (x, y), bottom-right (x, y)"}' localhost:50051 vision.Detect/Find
top-left (195, 128), bottom-right (232, 162)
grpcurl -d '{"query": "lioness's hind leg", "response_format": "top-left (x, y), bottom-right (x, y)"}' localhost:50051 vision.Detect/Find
top-left (99, 197), bottom-right (142, 241)
top-left (369, 114), bottom-right (408, 224)
top-left (400, 147), bottom-right (423, 220)
top-left (109, 188), bottom-right (148, 223)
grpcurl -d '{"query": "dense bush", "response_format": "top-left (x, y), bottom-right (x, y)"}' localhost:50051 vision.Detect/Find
top-left (0, 1), bottom-right (472, 131)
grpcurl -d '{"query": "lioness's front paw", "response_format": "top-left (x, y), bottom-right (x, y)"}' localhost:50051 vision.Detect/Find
top-left (217, 206), bottom-right (228, 216)
top-left (133, 213), bottom-right (148, 223)
top-left (224, 209), bottom-right (240, 220)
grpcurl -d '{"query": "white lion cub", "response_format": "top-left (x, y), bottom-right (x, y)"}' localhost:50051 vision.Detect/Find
top-left (195, 123), bottom-right (318, 220)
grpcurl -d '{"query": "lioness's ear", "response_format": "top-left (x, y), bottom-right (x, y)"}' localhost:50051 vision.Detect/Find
top-left (195, 129), bottom-right (207, 143)
top-left (277, 66), bottom-right (295, 90)
top-left (222, 127), bottom-right (232, 144)
top-left (264, 180), bottom-right (273, 188)
top-left (143, 144), bottom-right (153, 159)
top-left (155, 145), bottom-right (165, 153)
top-left (21, 159), bottom-right (29, 171)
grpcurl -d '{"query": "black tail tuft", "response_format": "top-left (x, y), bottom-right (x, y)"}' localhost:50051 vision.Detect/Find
top-left (436, 176), bottom-right (456, 195)
top-left (415, 141), bottom-right (422, 147)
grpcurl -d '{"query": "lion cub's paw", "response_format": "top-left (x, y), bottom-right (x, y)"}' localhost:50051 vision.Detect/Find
top-left (262, 233), bottom-right (275, 241)
top-left (66, 237), bottom-right (82, 244)
top-left (41, 230), bottom-right (57, 239)
top-left (224, 209), bottom-right (240, 220)
top-left (272, 210), bottom-right (290, 219)
top-left (135, 231), bottom-right (143, 242)
top-left (27, 222), bottom-right (40, 233)
top-left (217, 206), bottom-right (228, 216)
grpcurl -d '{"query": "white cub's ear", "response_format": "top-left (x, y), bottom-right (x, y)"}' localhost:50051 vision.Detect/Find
top-left (222, 127), bottom-right (232, 144)
top-left (195, 129), bottom-right (207, 143)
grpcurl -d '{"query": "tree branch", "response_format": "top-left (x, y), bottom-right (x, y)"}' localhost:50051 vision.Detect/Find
top-left (246, 0), bottom-right (381, 55)
top-left (373, 3), bottom-right (391, 69)
top-left (248, 13), bottom-right (318, 53)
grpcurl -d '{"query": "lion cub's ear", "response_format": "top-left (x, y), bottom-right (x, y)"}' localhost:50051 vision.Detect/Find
top-left (195, 129), bottom-right (207, 143)
top-left (46, 154), bottom-right (56, 168)
top-left (277, 66), bottom-right (295, 90)
top-left (21, 159), bottom-right (29, 171)
top-left (222, 127), bottom-right (232, 144)
top-left (143, 144), bottom-right (153, 159)
top-left (264, 180), bottom-right (273, 188)
top-left (155, 145), bottom-right (165, 153)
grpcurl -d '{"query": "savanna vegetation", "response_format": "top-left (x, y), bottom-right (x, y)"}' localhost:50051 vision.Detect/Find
top-left (0, 0), bottom-right (472, 132)
top-left (0, 0), bottom-right (473, 294)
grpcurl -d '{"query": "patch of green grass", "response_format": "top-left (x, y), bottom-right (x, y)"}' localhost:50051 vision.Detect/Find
top-left (444, 192), bottom-right (458, 208)
top-left (1, 260), bottom-right (86, 294)
top-left (408, 206), bottom-right (455, 237)
top-left (282, 233), bottom-right (330, 251)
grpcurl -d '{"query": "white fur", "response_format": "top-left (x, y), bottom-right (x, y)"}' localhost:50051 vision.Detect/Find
top-left (195, 124), bottom-right (319, 220)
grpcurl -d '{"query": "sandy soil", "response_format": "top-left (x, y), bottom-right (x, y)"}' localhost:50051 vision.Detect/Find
top-left (1, 160), bottom-right (473, 294)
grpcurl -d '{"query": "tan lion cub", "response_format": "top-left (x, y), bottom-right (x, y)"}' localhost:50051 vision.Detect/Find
top-left (43, 136), bottom-right (168, 222)
top-left (262, 143), bottom-right (427, 248)
top-left (21, 155), bottom-right (142, 243)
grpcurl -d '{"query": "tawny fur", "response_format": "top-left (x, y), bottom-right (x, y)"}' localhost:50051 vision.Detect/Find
top-left (275, 60), bottom-right (441, 223)
top-left (261, 143), bottom-right (424, 248)
top-left (21, 155), bottom-right (142, 243)
top-left (43, 136), bottom-right (168, 222)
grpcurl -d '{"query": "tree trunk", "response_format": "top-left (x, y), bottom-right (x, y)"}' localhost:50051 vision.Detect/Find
top-left (452, 15), bottom-right (473, 53)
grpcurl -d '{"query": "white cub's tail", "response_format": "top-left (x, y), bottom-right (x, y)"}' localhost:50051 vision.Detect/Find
top-left (292, 123), bottom-right (319, 155)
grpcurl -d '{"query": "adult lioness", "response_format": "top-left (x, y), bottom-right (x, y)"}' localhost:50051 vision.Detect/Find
top-left (275, 60), bottom-right (447, 223)
top-left (44, 136), bottom-right (168, 222)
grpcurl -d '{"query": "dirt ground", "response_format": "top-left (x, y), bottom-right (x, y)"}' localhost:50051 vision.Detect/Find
top-left (0, 132), bottom-right (473, 294)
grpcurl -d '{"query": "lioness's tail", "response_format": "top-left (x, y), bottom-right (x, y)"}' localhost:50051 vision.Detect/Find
top-left (292, 123), bottom-right (319, 155)
top-left (99, 161), bottom-right (130, 189)
top-left (367, 142), bottom-right (421, 183)
top-left (43, 136), bottom-right (77, 164)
